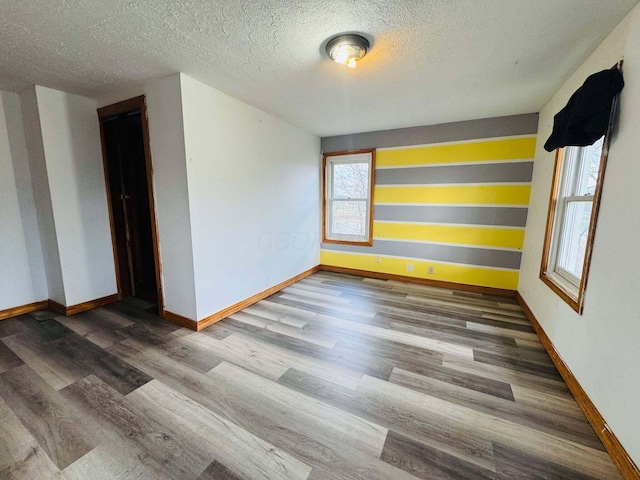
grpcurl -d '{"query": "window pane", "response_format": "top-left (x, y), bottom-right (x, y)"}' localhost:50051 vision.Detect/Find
top-left (331, 200), bottom-right (367, 236)
top-left (576, 136), bottom-right (603, 196)
top-left (333, 163), bottom-right (369, 198)
top-left (557, 200), bottom-right (593, 280)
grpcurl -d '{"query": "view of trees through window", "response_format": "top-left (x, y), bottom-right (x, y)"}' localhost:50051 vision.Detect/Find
top-left (556, 137), bottom-right (603, 282)
top-left (331, 162), bottom-right (370, 236)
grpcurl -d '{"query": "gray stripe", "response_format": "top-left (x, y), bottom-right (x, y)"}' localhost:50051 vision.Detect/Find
top-left (374, 205), bottom-right (528, 227)
top-left (321, 113), bottom-right (539, 152)
top-left (376, 162), bottom-right (534, 185)
top-left (322, 241), bottom-right (521, 270)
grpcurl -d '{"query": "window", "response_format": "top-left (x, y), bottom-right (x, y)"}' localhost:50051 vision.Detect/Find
top-left (540, 136), bottom-right (610, 313)
top-left (323, 149), bottom-right (375, 245)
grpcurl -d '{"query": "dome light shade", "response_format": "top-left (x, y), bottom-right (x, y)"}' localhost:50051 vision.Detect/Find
top-left (326, 34), bottom-right (370, 68)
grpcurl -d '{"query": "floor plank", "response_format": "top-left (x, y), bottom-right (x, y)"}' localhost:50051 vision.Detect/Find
top-left (0, 397), bottom-right (62, 480)
top-left (0, 364), bottom-right (100, 470)
top-left (381, 429), bottom-right (495, 480)
top-left (2, 334), bottom-right (79, 390)
top-left (60, 374), bottom-right (207, 478)
top-left (229, 311), bottom-right (337, 348)
top-left (208, 361), bottom-right (388, 459)
top-left (493, 441), bottom-right (601, 480)
top-left (197, 460), bottom-right (244, 480)
top-left (0, 340), bottom-right (23, 373)
top-left (128, 379), bottom-right (313, 480)
top-left (388, 367), bottom-right (604, 450)
top-left (62, 439), bottom-right (169, 480)
top-left (220, 332), bottom-right (363, 389)
top-left (357, 375), bottom-right (619, 479)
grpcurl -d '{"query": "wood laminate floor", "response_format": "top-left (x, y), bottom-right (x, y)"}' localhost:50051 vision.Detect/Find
top-left (0, 272), bottom-right (622, 479)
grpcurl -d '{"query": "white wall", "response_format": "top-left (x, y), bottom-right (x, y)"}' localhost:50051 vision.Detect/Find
top-left (34, 86), bottom-right (117, 306)
top-left (36, 87), bottom-right (116, 305)
top-left (145, 74), bottom-right (198, 320)
top-left (19, 86), bottom-right (65, 304)
top-left (16, 85), bottom-right (118, 307)
top-left (519, 4), bottom-right (640, 463)
top-left (0, 91), bottom-right (47, 310)
top-left (179, 74), bottom-right (320, 319)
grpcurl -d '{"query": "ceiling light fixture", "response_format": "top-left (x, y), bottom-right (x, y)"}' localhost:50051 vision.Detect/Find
top-left (326, 34), bottom-right (370, 68)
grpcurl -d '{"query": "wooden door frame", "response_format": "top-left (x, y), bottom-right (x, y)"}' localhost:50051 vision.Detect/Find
top-left (97, 95), bottom-right (165, 317)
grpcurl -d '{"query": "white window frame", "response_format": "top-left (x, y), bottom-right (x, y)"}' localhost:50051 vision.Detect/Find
top-left (322, 150), bottom-right (375, 245)
top-left (548, 144), bottom-right (597, 289)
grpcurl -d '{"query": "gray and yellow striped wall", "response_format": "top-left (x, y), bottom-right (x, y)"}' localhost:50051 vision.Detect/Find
top-left (320, 114), bottom-right (538, 291)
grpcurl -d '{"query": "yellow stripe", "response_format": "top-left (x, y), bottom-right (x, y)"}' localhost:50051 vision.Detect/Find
top-left (374, 184), bottom-right (531, 205)
top-left (377, 137), bottom-right (537, 167)
top-left (320, 250), bottom-right (518, 290)
top-left (373, 222), bottom-right (525, 249)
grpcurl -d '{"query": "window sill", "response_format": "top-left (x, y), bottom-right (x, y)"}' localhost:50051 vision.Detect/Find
top-left (322, 238), bottom-right (373, 247)
top-left (540, 271), bottom-right (583, 314)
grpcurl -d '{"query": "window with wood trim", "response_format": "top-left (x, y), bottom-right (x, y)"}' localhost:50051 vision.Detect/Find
top-left (540, 135), bottom-right (610, 313)
top-left (322, 149), bottom-right (375, 246)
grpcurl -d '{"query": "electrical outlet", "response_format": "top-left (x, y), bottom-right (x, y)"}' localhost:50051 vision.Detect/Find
top-left (375, 256), bottom-right (380, 263)
top-left (428, 266), bottom-right (434, 274)
top-left (406, 263), bottom-right (414, 272)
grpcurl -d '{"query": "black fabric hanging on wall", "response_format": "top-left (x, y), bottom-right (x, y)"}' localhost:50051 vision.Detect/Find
top-left (544, 67), bottom-right (624, 152)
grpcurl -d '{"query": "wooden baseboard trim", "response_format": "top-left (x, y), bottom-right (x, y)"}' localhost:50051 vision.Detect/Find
top-left (0, 300), bottom-right (49, 321)
top-left (163, 266), bottom-right (321, 331)
top-left (65, 294), bottom-right (119, 316)
top-left (193, 266), bottom-right (321, 331)
top-left (516, 292), bottom-right (640, 480)
top-left (48, 299), bottom-right (67, 315)
top-left (46, 294), bottom-right (119, 317)
top-left (164, 310), bottom-right (198, 331)
top-left (318, 265), bottom-right (517, 298)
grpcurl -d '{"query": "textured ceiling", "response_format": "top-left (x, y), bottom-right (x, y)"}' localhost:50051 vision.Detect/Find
top-left (0, 0), bottom-right (637, 136)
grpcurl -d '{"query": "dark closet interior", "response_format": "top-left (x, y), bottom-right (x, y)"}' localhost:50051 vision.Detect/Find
top-left (102, 110), bottom-right (158, 302)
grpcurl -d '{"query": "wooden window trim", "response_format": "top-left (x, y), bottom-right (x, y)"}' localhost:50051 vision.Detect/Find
top-left (322, 148), bottom-right (376, 247)
top-left (539, 100), bottom-right (617, 314)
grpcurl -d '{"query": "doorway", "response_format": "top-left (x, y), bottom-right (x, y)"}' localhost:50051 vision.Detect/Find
top-left (98, 96), bottom-right (163, 313)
